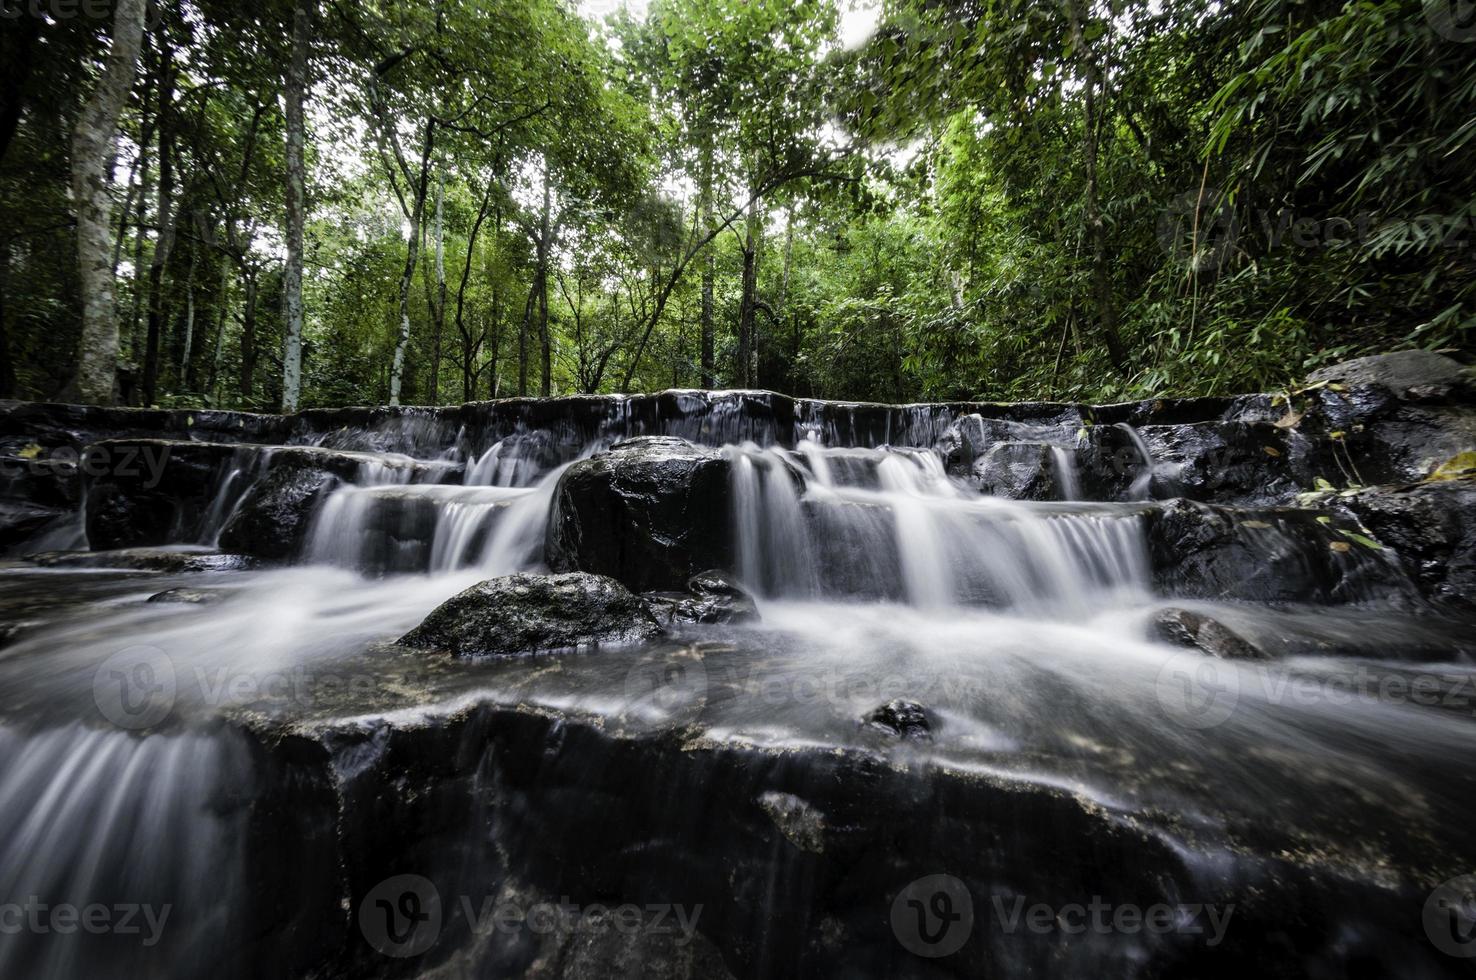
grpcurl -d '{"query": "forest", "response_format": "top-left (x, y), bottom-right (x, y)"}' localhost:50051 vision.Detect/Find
top-left (2, 0), bottom-right (1473, 410)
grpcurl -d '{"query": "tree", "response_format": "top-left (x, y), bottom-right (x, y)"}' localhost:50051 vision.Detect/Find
top-left (70, 0), bottom-right (149, 404)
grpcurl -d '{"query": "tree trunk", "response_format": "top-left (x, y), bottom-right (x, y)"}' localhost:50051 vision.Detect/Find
top-left (141, 46), bottom-right (177, 406)
top-left (209, 256), bottom-right (231, 403)
top-left (428, 168), bottom-right (446, 404)
top-left (456, 171), bottom-right (496, 402)
top-left (537, 169), bottom-right (552, 397)
top-left (239, 271), bottom-right (258, 401)
top-left (179, 235), bottom-right (197, 384)
top-left (1069, 0), bottom-right (1126, 374)
top-left (388, 126), bottom-right (435, 407)
top-left (71, 0), bottom-right (148, 404)
top-left (699, 147), bottom-right (715, 388)
top-left (280, 0), bottom-right (312, 411)
top-left (736, 195), bottom-right (761, 388)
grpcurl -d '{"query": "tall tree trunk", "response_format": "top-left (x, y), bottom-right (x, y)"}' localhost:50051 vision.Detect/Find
top-left (71, 0), bottom-right (148, 404)
top-left (517, 282), bottom-right (534, 397)
top-left (537, 170), bottom-right (552, 397)
top-left (736, 194), bottom-right (761, 388)
top-left (1069, 0), bottom-right (1126, 374)
top-left (0, 13), bottom-right (40, 167)
top-left (141, 46), bottom-right (177, 406)
top-left (488, 201), bottom-right (503, 400)
top-left (239, 271), bottom-right (258, 401)
top-left (699, 147), bottom-right (715, 388)
top-left (209, 256), bottom-right (231, 404)
top-left (388, 127), bottom-right (434, 406)
top-left (455, 171), bottom-right (495, 402)
top-left (428, 168), bottom-right (446, 404)
top-left (126, 158), bottom-right (151, 367)
top-left (280, 0), bottom-right (311, 411)
top-left (0, 245), bottom-right (14, 397)
top-left (179, 246), bottom-right (196, 383)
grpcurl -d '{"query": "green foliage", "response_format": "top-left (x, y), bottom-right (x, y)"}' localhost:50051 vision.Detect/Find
top-left (0, 0), bottom-right (1470, 408)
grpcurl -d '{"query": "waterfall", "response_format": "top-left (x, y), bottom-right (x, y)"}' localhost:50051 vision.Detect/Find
top-left (727, 437), bottom-right (1148, 614)
top-left (1116, 422), bottom-right (1156, 500)
top-left (1051, 446), bottom-right (1081, 501)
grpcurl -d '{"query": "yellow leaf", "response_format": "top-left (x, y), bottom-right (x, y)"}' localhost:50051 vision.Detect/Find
top-left (1328, 541), bottom-right (1351, 553)
top-left (1428, 451), bottom-right (1476, 483)
top-left (16, 443), bottom-right (42, 460)
top-left (1241, 520), bottom-right (1272, 529)
top-left (1263, 446), bottom-right (1282, 457)
top-left (1274, 408), bottom-right (1304, 428)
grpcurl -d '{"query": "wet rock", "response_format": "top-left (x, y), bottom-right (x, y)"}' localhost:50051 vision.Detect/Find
top-left (757, 791), bottom-right (826, 853)
top-left (1306, 350), bottom-right (1470, 396)
top-left (546, 437), bottom-right (734, 592)
top-left (1153, 607), bottom-right (1268, 660)
top-left (643, 571), bottom-right (759, 626)
top-left (83, 440), bottom-right (238, 549)
top-left (862, 698), bottom-right (936, 740)
top-left (84, 440), bottom-right (448, 556)
top-left (938, 413), bottom-right (1080, 475)
top-left (1334, 479), bottom-right (1476, 608)
top-left (147, 587), bottom-right (229, 605)
top-left (217, 457), bottom-right (338, 561)
top-left (25, 548), bottom-right (258, 572)
top-left (1143, 499), bottom-right (1418, 604)
top-left (399, 572), bottom-right (663, 658)
top-left (0, 500), bottom-right (66, 551)
top-left (970, 441), bottom-right (1063, 499)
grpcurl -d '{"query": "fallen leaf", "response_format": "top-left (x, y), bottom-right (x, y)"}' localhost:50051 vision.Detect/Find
top-left (1328, 541), bottom-right (1351, 553)
top-left (1262, 446), bottom-right (1282, 457)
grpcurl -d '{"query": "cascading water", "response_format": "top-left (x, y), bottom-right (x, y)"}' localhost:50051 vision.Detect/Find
top-left (1, 387), bottom-right (1473, 978)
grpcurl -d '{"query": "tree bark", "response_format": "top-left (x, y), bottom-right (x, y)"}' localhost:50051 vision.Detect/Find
top-left (1069, 0), bottom-right (1127, 374)
top-left (455, 171), bottom-right (495, 401)
top-left (537, 168), bottom-right (552, 397)
top-left (427, 168), bottom-right (447, 404)
top-left (699, 146), bottom-right (715, 388)
top-left (280, 0), bottom-right (312, 411)
top-left (238, 271), bottom-right (258, 401)
top-left (736, 194), bottom-right (761, 388)
top-left (141, 44), bottom-right (177, 406)
top-left (388, 127), bottom-right (434, 406)
top-left (70, 0), bottom-right (149, 404)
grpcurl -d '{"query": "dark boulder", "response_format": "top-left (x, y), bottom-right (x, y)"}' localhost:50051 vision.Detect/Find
top-left (0, 500), bottom-right (67, 552)
top-left (1333, 478), bottom-right (1476, 608)
top-left (148, 587), bottom-right (229, 605)
top-left (862, 698), bottom-right (936, 740)
top-left (1306, 350), bottom-right (1470, 396)
top-left (969, 441), bottom-right (1064, 499)
top-left (83, 440), bottom-right (238, 549)
top-left (546, 437), bottom-right (734, 592)
top-left (642, 570), bottom-right (759, 625)
top-left (398, 572), bottom-right (663, 658)
top-left (1143, 499), bottom-right (1418, 604)
top-left (217, 455), bottom-right (340, 561)
top-left (1152, 607), bottom-right (1268, 660)
top-left (84, 440), bottom-right (448, 557)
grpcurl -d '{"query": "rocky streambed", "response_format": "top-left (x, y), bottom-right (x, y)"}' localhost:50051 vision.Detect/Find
top-left (1, 351), bottom-right (1475, 979)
